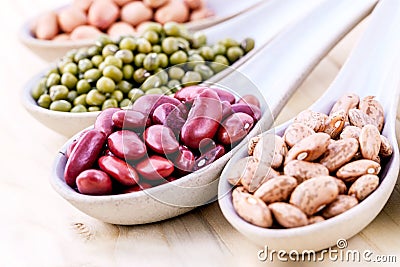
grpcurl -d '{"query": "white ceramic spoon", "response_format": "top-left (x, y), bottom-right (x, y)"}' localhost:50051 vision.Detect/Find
top-left (50, 0), bottom-right (378, 225)
top-left (19, 0), bottom-right (264, 62)
top-left (218, 0), bottom-right (400, 251)
top-left (21, 0), bottom-right (324, 138)
top-left (208, 0), bottom-right (378, 130)
top-left (185, 0), bottom-right (265, 31)
top-left (198, 0), bottom-right (326, 79)
top-left (203, 0), bottom-right (322, 45)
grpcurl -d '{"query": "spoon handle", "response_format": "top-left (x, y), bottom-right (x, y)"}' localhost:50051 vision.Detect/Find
top-left (186, 0), bottom-right (264, 31)
top-left (214, 0), bottom-right (377, 118)
top-left (312, 0), bottom-right (400, 121)
top-left (204, 0), bottom-right (324, 46)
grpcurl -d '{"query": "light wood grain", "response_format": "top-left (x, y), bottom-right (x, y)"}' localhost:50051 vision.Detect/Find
top-left (1, 1), bottom-right (399, 266)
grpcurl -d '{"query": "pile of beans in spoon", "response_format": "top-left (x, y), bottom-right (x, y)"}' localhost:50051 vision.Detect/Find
top-left (64, 85), bottom-right (261, 195)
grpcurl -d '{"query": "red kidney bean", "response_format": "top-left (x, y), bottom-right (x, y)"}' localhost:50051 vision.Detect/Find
top-left (136, 155), bottom-right (174, 180)
top-left (94, 108), bottom-right (120, 136)
top-left (193, 145), bottom-right (225, 171)
top-left (172, 146), bottom-right (195, 174)
top-left (152, 103), bottom-right (176, 125)
top-left (66, 139), bottom-right (78, 159)
top-left (211, 88), bottom-right (236, 104)
top-left (180, 89), bottom-right (222, 149)
top-left (144, 178), bottom-right (168, 187)
top-left (221, 101), bottom-right (234, 120)
top-left (98, 155), bottom-right (139, 186)
top-left (135, 175), bottom-right (177, 188)
top-left (174, 85), bottom-right (208, 102)
top-left (143, 125), bottom-right (179, 154)
top-left (198, 138), bottom-right (216, 154)
top-left (231, 103), bottom-right (261, 121)
top-left (152, 103), bottom-right (186, 135)
top-left (152, 103), bottom-right (183, 125)
top-left (76, 169), bottom-right (113, 195)
top-left (79, 129), bottom-right (90, 137)
top-left (238, 94), bottom-right (261, 108)
top-left (112, 110), bottom-right (150, 131)
top-left (217, 112), bottom-right (254, 146)
top-left (166, 176), bottom-right (177, 182)
top-left (131, 94), bottom-right (183, 117)
top-left (64, 129), bottom-right (107, 187)
top-left (67, 128), bottom-right (92, 158)
top-left (120, 182), bottom-right (153, 193)
top-left (103, 149), bottom-right (114, 156)
top-left (108, 130), bottom-right (147, 161)
top-left (165, 116), bottom-right (186, 137)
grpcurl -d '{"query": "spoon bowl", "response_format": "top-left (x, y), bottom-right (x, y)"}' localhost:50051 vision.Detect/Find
top-left (218, 0), bottom-right (400, 251)
top-left (50, 0), bottom-right (377, 225)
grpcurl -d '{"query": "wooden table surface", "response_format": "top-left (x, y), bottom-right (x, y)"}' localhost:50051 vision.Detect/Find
top-left (1, 1), bottom-right (399, 266)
